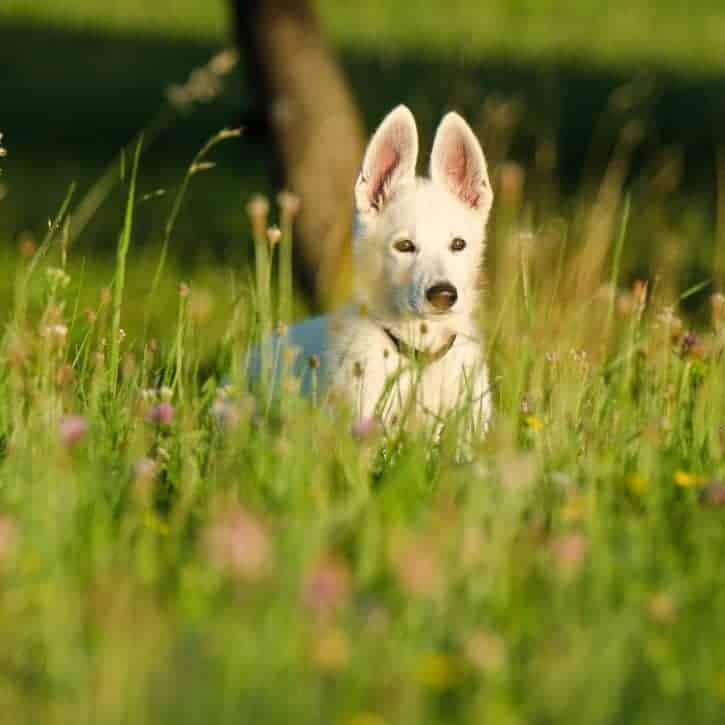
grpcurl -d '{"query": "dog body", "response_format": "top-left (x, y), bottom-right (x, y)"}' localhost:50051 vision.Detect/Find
top-left (257, 106), bottom-right (494, 434)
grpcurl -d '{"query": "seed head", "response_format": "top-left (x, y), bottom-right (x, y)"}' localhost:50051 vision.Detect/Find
top-left (246, 194), bottom-right (270, 238)
top-left (266, 226), bottom-right (282, 247)
top-left (277, 190), bottom-right (301, 225)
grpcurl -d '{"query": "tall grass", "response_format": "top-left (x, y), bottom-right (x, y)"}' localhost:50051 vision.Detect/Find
top-left (1, 76), bottom-right (725, 725)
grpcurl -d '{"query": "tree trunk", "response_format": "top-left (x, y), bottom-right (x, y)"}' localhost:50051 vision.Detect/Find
top-left (232, 0), bottom-right (365, 307)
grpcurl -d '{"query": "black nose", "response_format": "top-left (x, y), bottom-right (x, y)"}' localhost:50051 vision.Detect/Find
top-left (426, 282), bottom-right (458, 312)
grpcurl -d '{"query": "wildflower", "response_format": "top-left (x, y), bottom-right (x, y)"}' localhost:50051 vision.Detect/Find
top-left (59, 415), bottom-right (88, 448)
top-left (647, 592), bottom-right (677, 625)
top-left (551, 532), bottom-right (589, 576)
top-left (524, 415), bottom-right (544, 432)
top-left (390, 534), bottom-right (441, 599)
top-left (680, 330), bottom-right (705, 360)
top-left (178, 282), bottom-right (190, 298)
top-left (0, 516), bottom-right (19, 564)
top-left (149, 402), bottom-right (175, 426)
top-left (350, 416), bottom-right (381, 442)
top-left (464, 630), bottom-right (507, 673)
top-left (674, 470), bottom-right (704, 488)
top-left (301, 555), bottom-right (351, 619)
top-left (311, 627), bottom-right (349, 672)
top-left (204, 506), bottom-right (271, 582)
top-left (415, 652), bottom-right (460, 690)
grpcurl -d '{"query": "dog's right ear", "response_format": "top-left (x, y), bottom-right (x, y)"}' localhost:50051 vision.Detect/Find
top-left (355, 105), bottom-right (418, 216)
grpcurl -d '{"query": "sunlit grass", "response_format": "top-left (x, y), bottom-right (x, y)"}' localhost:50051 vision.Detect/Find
top-left (1, 82), bottom-right (725, 722)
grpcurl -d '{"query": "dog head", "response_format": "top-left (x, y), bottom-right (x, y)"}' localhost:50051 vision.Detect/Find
top-left (353, 106), bottom-right (493, 340)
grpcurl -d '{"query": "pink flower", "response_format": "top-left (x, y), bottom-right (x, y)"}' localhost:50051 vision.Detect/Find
top-left (351, 417), bottom-right (381, 442)
top-left (301, 555), bottom-right (351, 619)
top-left (149, 402), bottom-right (175, 426)
top-left (204, 507), bottom-right (271, 582)
top-left (59, 415), bottom-right (88, 448)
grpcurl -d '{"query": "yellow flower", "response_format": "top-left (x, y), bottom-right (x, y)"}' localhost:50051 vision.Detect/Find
top-left (627, 473), bottom-right (649, 495)
top-left (674, 470), bottom-right (704, 488)
top-left (415, 652), bottom-right (460, 690)
top-left (525, 415), bottom-right (545, 432)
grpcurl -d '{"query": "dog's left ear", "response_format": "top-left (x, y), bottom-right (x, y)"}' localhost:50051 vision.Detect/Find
top-left (430, 112), bottom-right (493, 220)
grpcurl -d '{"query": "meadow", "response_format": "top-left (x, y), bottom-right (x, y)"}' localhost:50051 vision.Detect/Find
top-left (2, 2), bottom-right (725, 723)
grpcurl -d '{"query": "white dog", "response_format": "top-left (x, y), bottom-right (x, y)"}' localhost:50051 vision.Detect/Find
top-left (256, 106), bottom-right (494, 437)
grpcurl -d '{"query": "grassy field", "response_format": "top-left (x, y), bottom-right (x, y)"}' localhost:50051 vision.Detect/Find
top-left (2, 2), bottom-right (725, 723)
top-left (2, 138), bottom-right (725, 722)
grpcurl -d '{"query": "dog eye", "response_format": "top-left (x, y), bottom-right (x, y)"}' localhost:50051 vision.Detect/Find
top-left (393, 239), bottom-right (416, 253)
top-left (450, 237), bottom-right (466, 252)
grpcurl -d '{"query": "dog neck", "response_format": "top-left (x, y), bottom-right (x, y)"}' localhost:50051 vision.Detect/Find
top-left (382, 326), bottom-right (456, 364)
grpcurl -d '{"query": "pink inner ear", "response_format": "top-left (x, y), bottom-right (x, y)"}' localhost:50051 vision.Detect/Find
top-left (443, 133), bottom-right (481, 208)
top-left (368, 143), bottom-right (400, 210)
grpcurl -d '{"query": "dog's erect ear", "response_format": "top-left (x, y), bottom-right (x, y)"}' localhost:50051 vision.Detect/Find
top-left (355, 105), bottom-right (418, 215)
top-left (430, 112), bottom-right (492, 219)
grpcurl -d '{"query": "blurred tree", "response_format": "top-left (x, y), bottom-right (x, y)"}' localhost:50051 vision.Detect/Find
top-left (232, 0), bottom-right (365, 307)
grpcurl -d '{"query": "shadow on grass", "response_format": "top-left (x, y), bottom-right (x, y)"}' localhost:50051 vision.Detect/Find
top-left (1, 20), bottom-right (724, 272)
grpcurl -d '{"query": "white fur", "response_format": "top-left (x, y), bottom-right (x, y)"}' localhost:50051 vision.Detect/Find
top-left (257, 106), bottom-right (494, 436)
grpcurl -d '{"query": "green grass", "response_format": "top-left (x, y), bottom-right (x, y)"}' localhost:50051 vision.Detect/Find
top-left (1, 5), bottom-right (725, 720)
top-left (6, 0), bottom-right (725, 73)
top-left (2, 97), bottom-right (725, 722)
